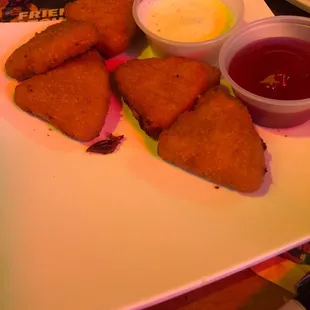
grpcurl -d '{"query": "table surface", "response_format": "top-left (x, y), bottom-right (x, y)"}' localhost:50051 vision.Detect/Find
top-left (148, 269), bottom-right (294, 310)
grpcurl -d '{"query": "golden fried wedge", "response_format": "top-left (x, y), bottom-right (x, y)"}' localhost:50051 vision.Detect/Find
top-left (65, 0), bottom-right (137, 57)
top-left (115, 57), bottom-right (221, 139)
top-left (5, 20), bottom-right (98, 81)
top-left (158, 87), bottom-right (267, 193)
top-left (14, 49), bottom-right (110, 142)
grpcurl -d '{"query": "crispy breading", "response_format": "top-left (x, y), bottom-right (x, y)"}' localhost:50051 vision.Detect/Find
top-left (14, 49), bottom-right (110, 142)
top-left (115, 57), bottom-right (221, 139)
top-left (5, 20), bottom-right (98, 81)
top-left (65, 0), bottom-right (137, 57)
top-left (158, 87), bottom-right (267, 193)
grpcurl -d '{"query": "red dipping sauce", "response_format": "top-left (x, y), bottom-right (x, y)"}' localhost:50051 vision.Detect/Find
top-left (229, 37), bottom-right (310, 101)
top-left (227, 37), bottom-right (310, 128)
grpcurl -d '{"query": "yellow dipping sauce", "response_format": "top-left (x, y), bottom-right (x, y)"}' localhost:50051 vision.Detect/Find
top-left (138, 0), bottom-right (235, 43)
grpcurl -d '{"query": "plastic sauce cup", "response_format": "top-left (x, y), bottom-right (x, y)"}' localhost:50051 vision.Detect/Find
top-left (133, 0), bottom-right (244, 65)
top-left (219, 16), bottom-right (310, 128)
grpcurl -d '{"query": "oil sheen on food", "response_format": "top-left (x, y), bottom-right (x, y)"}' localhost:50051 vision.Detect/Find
top-left (138, 0), bottom-right (234, 42)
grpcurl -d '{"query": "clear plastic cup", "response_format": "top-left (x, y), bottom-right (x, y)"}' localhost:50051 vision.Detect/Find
top-left (133, 0), bottom-right (244, 65)
top-left (219, 16), bottom-right (310, 128)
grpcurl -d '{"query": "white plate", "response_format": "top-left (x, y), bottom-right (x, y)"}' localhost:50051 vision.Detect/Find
top-left (1, 1), bottom-right (310, 310)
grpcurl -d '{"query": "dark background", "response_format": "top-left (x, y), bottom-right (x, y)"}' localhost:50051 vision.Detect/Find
top-left (264, 0), bottom-right (309, 17)
top-left (30, 0), bottom-right (71, 9)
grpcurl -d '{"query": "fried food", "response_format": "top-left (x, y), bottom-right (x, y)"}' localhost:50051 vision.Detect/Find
top-left (14, 49), bottom-right (110, 142)
top-left (158, 87), bottom-right (267, 193)
top-left (65, 0), bottom-right (137, 57)
top-left (5, 20), bottom-right (98, 81)
top-left (115, 57), bottom-right (221, 139)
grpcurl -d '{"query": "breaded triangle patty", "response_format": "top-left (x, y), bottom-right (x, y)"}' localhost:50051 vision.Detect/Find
top-left (14, 49), bottom-right (110, 142)
top-left (65, 0), bottom-right (137, 57)
top-left (5, 20), bottom-right (98, 81)
top-left (158, 87), bottom-right (267, 193)
top-left (115, 57), bottom-right (221, 139)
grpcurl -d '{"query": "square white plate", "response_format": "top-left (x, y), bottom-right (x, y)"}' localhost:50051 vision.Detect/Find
top-left (1, 1), bottom-right (310, 310)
